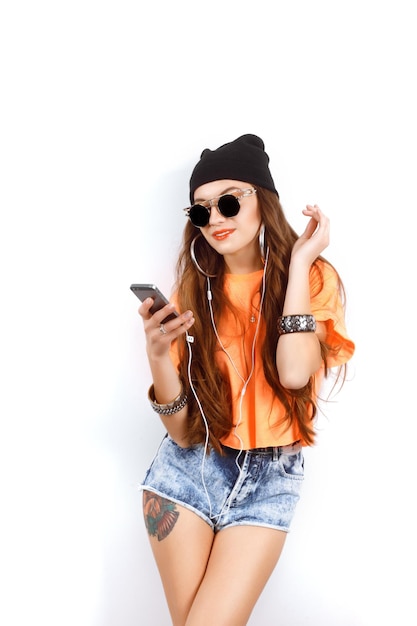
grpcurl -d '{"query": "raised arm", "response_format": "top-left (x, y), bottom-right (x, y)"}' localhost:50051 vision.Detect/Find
top-left (276, 205), bottom-right (329, 389)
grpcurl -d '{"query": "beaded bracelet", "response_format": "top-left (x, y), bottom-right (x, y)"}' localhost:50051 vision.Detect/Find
top-left (277, 314), bottom-right (317, 335)
top-left (148, 384), bottom-right (188, 415)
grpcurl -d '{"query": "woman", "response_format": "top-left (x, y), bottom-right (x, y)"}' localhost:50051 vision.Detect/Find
top-left (138, 134), bottom-right (355, 625)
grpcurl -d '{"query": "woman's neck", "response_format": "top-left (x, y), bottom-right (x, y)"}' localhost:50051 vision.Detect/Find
top-left (224, 253), bottom-right (264, 275)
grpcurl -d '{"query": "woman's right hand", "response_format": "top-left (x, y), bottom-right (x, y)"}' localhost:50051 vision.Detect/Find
top-left (138, 298), bottom-right (195, 360)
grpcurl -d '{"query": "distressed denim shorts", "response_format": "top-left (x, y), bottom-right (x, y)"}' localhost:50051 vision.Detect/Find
top-left (140, 435), bottom-right (304, 533)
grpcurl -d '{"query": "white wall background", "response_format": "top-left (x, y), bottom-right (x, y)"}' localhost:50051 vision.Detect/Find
top-left (1, 1), bottom-right (416, 624)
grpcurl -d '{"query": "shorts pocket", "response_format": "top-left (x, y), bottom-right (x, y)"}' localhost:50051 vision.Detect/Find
top-left (278, 450), bottom-right (304, 480)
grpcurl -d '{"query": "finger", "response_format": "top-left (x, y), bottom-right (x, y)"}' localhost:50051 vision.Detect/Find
top-left (303, 206), bottom-right (329, 231)
top-left (138, 297), bottom-right (156, 320)
top-left (306, 210), bottom-right (330, 247)
top-left (303, 204), bottom-right (322, 217)
top-left (155, 309), bottom-right (194, 335)
top-left (151, 303), bottom-right (180, 325)
top-left (300, 216), bottom-right (319, 239)
top-left (173, 312), bottom-right (195, 337)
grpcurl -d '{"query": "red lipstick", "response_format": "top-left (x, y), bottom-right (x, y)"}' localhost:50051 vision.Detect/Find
top-left (212, 229), bottom-right (235, 241)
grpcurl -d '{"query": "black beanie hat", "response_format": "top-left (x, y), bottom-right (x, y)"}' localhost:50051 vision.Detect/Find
top-left (189, 134), bottom-right (278, 203)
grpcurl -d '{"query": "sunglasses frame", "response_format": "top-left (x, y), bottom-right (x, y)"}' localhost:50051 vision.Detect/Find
top-left (184, 187), bottom-right (257, 227)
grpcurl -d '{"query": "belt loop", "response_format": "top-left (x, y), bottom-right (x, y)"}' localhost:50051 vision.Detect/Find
top-left (272, 446), bottom-right (279, 462)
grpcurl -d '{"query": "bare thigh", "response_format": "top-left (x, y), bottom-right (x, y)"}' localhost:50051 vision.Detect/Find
top-left (143, 491), bottom-right (215, 626)
top-left (185, 525), bottom-right (287, 626)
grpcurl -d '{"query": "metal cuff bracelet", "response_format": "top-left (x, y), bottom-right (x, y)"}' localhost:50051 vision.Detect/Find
top-left (277, 314), bottom-right (317, 335)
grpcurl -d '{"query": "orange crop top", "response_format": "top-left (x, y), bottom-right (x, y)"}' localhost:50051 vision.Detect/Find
top-left (170, 260), bottom-right (355, 449)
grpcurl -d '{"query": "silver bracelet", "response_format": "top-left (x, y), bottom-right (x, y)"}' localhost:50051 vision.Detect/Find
top-left (148, 385), bottom-right (188, 415)
top-left (277, 314), bottom-right (316, 335)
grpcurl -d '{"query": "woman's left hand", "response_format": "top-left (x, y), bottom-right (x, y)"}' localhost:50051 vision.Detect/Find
top-left (290, 204), bottom-right (330, 266)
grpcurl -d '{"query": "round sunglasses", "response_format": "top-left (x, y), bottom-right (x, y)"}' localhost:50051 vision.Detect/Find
top-left (183, 187), bottom-right (257, 227)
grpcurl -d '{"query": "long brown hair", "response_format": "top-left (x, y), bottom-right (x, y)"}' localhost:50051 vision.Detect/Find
top-left (174, 187), bottom-right (346, 452)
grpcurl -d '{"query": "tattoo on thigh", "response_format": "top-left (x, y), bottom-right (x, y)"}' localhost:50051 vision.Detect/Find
top-left (143, 492), bottom-right (180, 541)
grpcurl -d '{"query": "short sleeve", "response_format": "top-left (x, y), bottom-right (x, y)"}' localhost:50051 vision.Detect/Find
top-left (309, 261), bottom-right (355, 367)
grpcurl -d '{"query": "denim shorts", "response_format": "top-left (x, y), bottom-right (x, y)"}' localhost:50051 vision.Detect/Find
top-left (140, 435), bottom-right (304, 533)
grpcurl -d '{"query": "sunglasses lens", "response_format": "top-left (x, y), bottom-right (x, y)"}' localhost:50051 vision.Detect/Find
top-left (218, 194), bottom-right (240, 218)
top-left (189, 204), bottom-right (209, 227)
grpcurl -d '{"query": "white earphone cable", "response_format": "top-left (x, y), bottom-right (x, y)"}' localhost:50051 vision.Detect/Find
top-left (185, 330), bottom-right (213, 517)
top-left (204, 248), bottom-right (270, 521)
top-left (184, 247), bottom-right (270, 524)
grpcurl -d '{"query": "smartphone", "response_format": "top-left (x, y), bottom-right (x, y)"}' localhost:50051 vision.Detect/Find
top-left (130, 283), bottom-right (179, 323)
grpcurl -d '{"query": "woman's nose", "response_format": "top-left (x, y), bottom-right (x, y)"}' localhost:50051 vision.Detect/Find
top-left (208, 202), bottom-right (224, 225)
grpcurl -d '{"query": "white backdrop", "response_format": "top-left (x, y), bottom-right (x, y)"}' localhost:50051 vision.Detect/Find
top-left (1, 1), bottom-right (416, 624)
